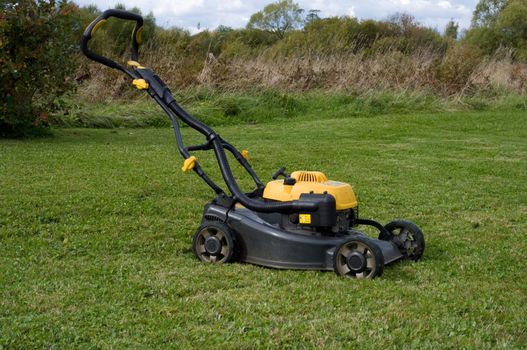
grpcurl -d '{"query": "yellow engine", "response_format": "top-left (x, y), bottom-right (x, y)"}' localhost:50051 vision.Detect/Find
top-left (263, 171), bottom-right (358, 210)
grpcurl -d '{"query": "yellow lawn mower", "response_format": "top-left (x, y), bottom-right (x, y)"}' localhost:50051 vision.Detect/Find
top-left (81, 10), bottom-right (425, 279)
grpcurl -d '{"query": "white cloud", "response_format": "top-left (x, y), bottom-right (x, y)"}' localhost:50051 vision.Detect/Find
top-left (75, 0), bottom-right (479, 32)
top-left (438, 1), bottom-right (452, 9)
top-left (350, 0), bottom-right (477, 30)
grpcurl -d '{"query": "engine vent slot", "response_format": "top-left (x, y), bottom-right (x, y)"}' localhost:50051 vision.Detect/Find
top-left (204, 214), bottom-right (222, 222)
top-left (291, 171), bottom-right (328, 183)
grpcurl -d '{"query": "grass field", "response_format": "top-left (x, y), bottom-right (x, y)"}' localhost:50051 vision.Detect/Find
top-left (1, 110), bottom-right (526, 348)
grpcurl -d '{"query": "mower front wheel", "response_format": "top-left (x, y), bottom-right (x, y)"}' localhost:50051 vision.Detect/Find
top-left (380, 220), bottom-right (425, 261)
top-left (192, 222), bottom-right (236, 264)
top-left (333, 236), bottom-right (384, 279)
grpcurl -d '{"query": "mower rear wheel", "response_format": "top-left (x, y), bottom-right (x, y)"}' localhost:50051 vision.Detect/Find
top-left (192, 222), bottom-right (236, 264)
top-left (333, 236), bottom-right (384, 279)
top-left (381, 220), bottom-right (425, 261)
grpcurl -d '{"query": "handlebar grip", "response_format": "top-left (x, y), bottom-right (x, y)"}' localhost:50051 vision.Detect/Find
top-left (272, 166), bottom-right (286, 180)
top-left (81, 9), bottom-right (144, 70)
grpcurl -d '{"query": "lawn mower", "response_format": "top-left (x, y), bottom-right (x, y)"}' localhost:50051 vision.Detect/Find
top-left (81, 10), bottom-right (425, 279)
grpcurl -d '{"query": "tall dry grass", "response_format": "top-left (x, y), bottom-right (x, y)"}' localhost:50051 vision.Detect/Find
top-left (77, 41), bottom-right (527, 102)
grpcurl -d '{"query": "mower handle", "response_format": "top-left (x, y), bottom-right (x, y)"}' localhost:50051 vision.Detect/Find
top-left (80, 10), bottom-right (318, 215)
top-left (272, 166), bottom-right (289, 180)
top-left (81, 9), bottom-right (144, 72)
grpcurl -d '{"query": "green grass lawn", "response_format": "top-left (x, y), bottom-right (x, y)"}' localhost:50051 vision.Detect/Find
top-left (1, 110), bottom-right (526, 348)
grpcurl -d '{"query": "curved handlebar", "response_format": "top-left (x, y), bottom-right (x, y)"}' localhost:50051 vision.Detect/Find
top-left (80, 9), bottom-right (144, 72)
top-left (80, 10), bottom-right (319, 215)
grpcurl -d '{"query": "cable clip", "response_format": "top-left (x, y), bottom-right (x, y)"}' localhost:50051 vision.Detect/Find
top-left (132, 79), bottom-right (149, 90)
top-left (127, 60), bottom-right (146, 69)
top-left (241, 150), bottom-right (249, 160)
top-left (182, 156), bottom-right (197, 173)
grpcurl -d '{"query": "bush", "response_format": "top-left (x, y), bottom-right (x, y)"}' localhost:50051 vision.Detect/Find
top-left (0, 0), bottom-right (79, 137)
top-left (434, 44), bottom-right (483, 94)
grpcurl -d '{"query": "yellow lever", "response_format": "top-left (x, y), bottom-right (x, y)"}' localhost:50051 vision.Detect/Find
top-left (127, 60), bottom-right (146, 69)
top-left (182, 156), bottom-right (197, 173)
top-left (132, 79), bottom-right (149, 90)
top-left (241, 150), bottom-right (249, 160)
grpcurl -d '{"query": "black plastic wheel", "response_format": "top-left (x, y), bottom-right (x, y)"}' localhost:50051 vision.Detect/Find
top-left (380, 220), bottom-right (425, 261)
top-left (192, 222), bottom-right (236, 264)
top-left (333, 236), bottom-right (384, 279)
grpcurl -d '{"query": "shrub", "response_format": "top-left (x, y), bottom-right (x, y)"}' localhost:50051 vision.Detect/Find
top-left (434, 44), bottom-right (483, 94)
top-left (0, 0), bottom-right (79, 136)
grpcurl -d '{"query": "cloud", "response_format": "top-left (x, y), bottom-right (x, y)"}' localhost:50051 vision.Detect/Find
top-left (75, 0), bottom-right (478, 32)
top-left (351, 0), bottom-right (477, 30)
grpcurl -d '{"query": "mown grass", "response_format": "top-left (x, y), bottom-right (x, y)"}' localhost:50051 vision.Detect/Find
top-left (1, 110), bottom-right (526, 348)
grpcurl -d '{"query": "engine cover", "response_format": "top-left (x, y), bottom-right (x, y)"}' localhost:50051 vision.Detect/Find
top-left (263, 171), bottom-right (358, 210)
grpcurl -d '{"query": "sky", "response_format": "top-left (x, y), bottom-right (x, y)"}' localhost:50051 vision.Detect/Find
top-left (75, 0), bottom-right (479, 33)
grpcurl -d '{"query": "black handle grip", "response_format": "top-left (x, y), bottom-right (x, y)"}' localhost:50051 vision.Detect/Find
top-left (272, 166), bottom-right (288, 180)
top-left (80, 9), bottom-right (144, 71)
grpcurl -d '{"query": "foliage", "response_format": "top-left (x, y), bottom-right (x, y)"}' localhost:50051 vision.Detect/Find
top-left (1, 0), bottom-right (524, 136)
top-left (386, 12), bottom-right (419, 35)
top-left (75, 0), bottom-right (527, 65)
top-left (434, 44), bottom-right (483, 94)
top-left (257, 14), bottom-right (445, 58)
top-left (76, 0), bottom-right (527, 101)
top-left (0, 0), bottom-right (79, 137)
top-left (294, 16), bottom-right (362, 54)
top-left (305, 9), bottom-right (321, 24)
top-left (495, 0), bottom-right (527, 57)
top-left (444, 20), bottom-right (459, 40)
top-left (471, 0), bottom-right (508, 27)
top-left (466, 0), bottom-right (527, 58)
top-left (247, 0), bottom-right (305, 38)
top-left (149, 27), bottom-right (190, 55)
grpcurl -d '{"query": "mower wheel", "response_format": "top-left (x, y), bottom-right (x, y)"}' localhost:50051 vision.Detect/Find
top-left (381, 220), bottom-right (425, 261)
top-left (192, 222), bottom-right (236, 264)
top-left (333, 236), bottom-right (384, 279)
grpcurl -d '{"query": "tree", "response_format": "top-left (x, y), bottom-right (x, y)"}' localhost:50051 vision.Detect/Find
top-left (387, 12), bottom-right (419, 36)
top-left (246, 0), bottom-right (305, 38)
top-left (444, 19), bottom-right (459, 39)
top-left (0, 0), bottom-right (80, 136)
top-left (306, 9), bottom-right (321, 24)
top-left (466, 0), bottom-right (527, 57)
top-left (495, 0), bottom-right (527, 56)
top-left (471, 0), bottom-right (508, 27)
